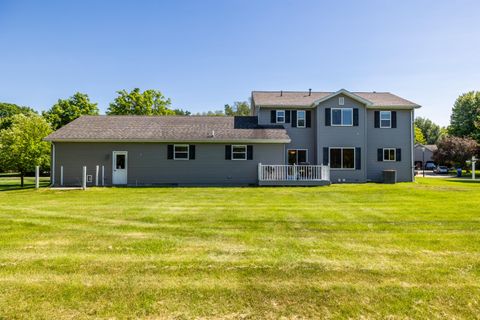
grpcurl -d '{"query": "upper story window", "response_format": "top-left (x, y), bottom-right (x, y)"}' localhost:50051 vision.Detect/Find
top-left (380, 111), bottom-right (391, 128)
top-left (297, 110), bottom-right (306, 127)
top-left (232, 145), bottom-right (247, 160)
top-left (276, 110), bottom-right (285, 123)
top-left (332, 108), bottom-right (353, 126)
top-left (174, 144), bottom-right (189, 160)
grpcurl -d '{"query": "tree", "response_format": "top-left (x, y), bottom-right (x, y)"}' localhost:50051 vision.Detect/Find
top-left (173, 108), bottom-right (191, 116)
top-left (42, 92), bottom-right (99, 130)
top-left (448, 91), bottom-right (480, 141)
top-left (433, 136), bottom-right (479, 168)
top-left (414, 117), bottom-right (443, 145)
top-left (0, 114), bottom-right (52, 187)
top-left (414, 125), bottom-right (426, 144)
top-left (194, 110), bottom-right (225, 116)
top-left (224, 101), bottom-right (251, 116)
top-left (0, 102), bottom-right (37, 130)
top-left (107, 88), bottom-right (176, 115)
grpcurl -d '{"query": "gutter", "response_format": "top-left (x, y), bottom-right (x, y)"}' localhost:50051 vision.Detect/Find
top-left (43, 138), bottom-right (292, 144)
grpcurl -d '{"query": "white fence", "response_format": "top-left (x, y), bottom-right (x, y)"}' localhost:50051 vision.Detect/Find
top-left (258, 164), bottom-right (330, 182)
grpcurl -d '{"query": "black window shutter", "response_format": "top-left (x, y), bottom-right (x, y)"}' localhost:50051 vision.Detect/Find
top-left (392, 111), bottom-right (397, 128)
top-left (225, 145), bottom-right (232, 160)
top-left (355, 147), bottom-right (361, 170)
top-left (374, 111), bottom-right (380, 128)
top-left (323, 147), bottom-right (329, 165)
top-left (353, 108), bottom-right (359, 126)
top-left (396, 148), bottom-right (401, 161)
top-left (325, 108), bottom-right (331, 126)
top-left (270, 110), bottom-right (276, 123)
top-left (167, 145), bottom-right (174, 159)
top-left (291, 110), bottom-right (297, 127)
top-left (306, 110), bottom-right (312, 128)
top-left (189, 145), bottom-right (195, 160)
top-left (285, 110), bottom-right (291, 123)
top-left (247, 145), bottom-right (253, 160)
top-left (377, 148), bottom-right (383, 161)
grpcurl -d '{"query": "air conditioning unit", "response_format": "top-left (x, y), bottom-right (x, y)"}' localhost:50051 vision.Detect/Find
top-left (383, 170), bottom-right (397, 184)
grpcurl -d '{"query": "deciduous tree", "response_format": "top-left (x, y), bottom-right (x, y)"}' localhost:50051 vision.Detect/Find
top-left (0, 114), bottom-right (52, 186)
top-left (448, 91), bottom-right (480, 141)
top-left (414, 125), bottom-right (426, 145)
top-left (107, 88), bottom-right (176, 116)
top-left (43, 92), bottom-right (99, 130)
top-left (433, 136), bottom-right (479, 168)
top-left (414, 117), bottom-right (443, 144)
top-left (0, 102), bottom-right (37, 130)
top-left (224, 101), bottom-right (251, 116)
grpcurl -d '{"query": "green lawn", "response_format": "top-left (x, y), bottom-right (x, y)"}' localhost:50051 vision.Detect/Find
top-left (0, 179), bottom-right (479, 319)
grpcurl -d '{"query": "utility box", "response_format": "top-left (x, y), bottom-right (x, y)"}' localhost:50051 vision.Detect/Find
top-left (383, 170), bottom-right (397, 184)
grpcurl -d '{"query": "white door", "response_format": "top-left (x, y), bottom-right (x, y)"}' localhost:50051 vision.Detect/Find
top-left (112, 151), bottom-right (128, 185)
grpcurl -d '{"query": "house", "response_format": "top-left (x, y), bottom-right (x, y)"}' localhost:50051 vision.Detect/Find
top-left (414, 144), bottom-right (437, 168)
top-left (44, 89), bottom-right (420, 186)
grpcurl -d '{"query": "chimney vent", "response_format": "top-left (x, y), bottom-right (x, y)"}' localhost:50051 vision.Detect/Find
top-left (280, 90), bottom-right (283, 96)
top-left (308, 88), bottom-right (312, 96)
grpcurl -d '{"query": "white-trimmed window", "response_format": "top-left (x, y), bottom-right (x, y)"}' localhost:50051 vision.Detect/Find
top-left (330, 147), bottom-right (355, 169)
top-left (339, 97), bottom-right (345, 105)
top-left (331, 108), bottom-right (353, 126)
top-left (276, 110), bottom-right (285, 123)
top-left (383, 148), bottom-right (396, 161)
top-left (380, 111), bottom-right (391, 128)
top-left (174, 144), bottom-right (189, 160)
top-left (297, 110), bottom-right (306, 128)
top-left (232, 145), bottom-right (247, 160)
top-left (287, 149), bottom-right (308, 165)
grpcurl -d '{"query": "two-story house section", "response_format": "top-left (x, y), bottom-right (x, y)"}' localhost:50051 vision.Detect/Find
top-left (252, 89), bottom-right (420, 183)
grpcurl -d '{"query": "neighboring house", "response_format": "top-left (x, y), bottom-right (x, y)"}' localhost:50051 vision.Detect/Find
top-left (44, 89), bottom-right (420, 186)
top-left (414, 144), bottom-right (437, 168)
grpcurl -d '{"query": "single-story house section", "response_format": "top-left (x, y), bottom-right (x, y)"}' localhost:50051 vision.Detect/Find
top-left (414, 144), bottom-right (437, 168)
top-left (45, 115), bottom-right (293, 186)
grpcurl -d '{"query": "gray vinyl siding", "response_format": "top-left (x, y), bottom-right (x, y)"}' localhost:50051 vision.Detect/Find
top-left (414, 146), bottom-right (434, 163)
top-left (257, 107), bottom-right (316, 164)
top-left (367, 109), bottom-right (413, 182)
top-left (316, 94), bottom-right (367, 183)
top-left (53, 142), bottom-right (284, 186)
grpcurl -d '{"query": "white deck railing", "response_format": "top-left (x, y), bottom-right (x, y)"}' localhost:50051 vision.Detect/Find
top-left (258, 164), bottom-right (330, 181)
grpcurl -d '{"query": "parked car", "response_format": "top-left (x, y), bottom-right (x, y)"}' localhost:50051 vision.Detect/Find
top-left (434, 166), bottom-right (449, 174)
top-left (424, 161), bottom-right (436, 170)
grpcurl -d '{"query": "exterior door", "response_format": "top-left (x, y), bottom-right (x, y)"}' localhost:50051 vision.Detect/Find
top-left (112, 151), bottom-right (128, 185)
top-left (288, 149), bottom-right (307, 165)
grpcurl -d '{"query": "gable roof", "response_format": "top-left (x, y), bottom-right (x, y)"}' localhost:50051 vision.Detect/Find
top-left (415, 144), bottom-right (438, 152)
top-left (44, 115), bottom-right (291, 143)
top-left (252, 90), bottom-right (420, 108)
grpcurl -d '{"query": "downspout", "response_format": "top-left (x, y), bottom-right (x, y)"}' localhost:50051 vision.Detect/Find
top-left (364, 106), bottom-right (368, 182)
top-left (51, 142), bottom-right (55, 186)
top-left (410, 109), bottom-right (414, 181)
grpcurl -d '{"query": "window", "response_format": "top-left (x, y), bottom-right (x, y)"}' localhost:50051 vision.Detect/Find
top-left (232, 145), bottom-right (247, 160)
top-left (380, 111), bottom-right (391, 128)
top-left (329, 148), bottom-right (355, 169)
top-left (288, 149), bottom-right (307, 165)
top-left (276, 110), bottom-right (285, 123)
top-left (297, 110), bottom-right (306, 127)
top-left (331, 108), bottom-right (353, 126)
top-left (383, 148), bottom-right (396, 161)
top-left (174, 144), bottom-right (189, 160)
top-left (339, 97), bottom-right (345, 105)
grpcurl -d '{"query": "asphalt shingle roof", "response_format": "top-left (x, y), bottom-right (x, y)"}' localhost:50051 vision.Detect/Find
top-left (252, 91), bottom-right (420, 108)
top-left (44, 115), bottom-right (290, 143)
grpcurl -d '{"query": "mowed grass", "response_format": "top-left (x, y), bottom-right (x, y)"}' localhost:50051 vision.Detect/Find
top-left (0, 178), bottom-right (479, 319)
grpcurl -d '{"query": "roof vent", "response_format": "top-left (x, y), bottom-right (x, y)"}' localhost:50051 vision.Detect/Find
top-left (210, 130), bottom-right (215, 138)
top-left (280, 90), bottom-right (283, 96)
top-left (308, 88), bottom-right (312, 96)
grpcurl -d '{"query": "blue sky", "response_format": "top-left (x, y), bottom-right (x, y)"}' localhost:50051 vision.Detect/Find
top-left (0, 0), bottom-right (479, 125)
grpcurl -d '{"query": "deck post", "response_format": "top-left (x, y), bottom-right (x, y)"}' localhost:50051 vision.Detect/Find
top-left (60, 166), bottom-right (64, 186)
top-left (95, 165), bottom-right (99, 186)
top-left (82, 166), bottom-right (87, 190)
top-left (35, 166), bottom-right (40, 189)
top-left (258, 163), bottom-right (262, 182)
top-left (102, 165), bottom-right (105, 186)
